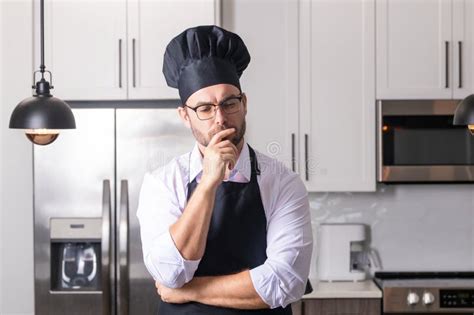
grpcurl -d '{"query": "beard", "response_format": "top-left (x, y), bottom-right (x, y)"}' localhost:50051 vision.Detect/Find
top-left (190, 120), bottom-right (246, 147)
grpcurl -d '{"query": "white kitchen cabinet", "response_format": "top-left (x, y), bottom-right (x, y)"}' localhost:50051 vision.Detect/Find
top-left (38, 0), bottom-right (218, 101)
top-left (299, 0), bottom-right (376, 191)
top-left (128, 0), bottom-right (217, 100)
top-left (224, 0), bottom-right (299, 172)
top-left (236, 0), bottom-right (375, 192)
top-left (453, 0), bottom-right (474, 99)
top-left (376, 0), bottom-right (474, 100)
top-left (40, 1), bottom-right (127, 100)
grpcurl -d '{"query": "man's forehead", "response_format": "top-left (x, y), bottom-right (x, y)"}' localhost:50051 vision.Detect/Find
top-left (187, 84), bottom-right (240, 103)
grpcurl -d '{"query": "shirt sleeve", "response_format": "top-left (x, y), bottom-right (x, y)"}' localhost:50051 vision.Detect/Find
top-left (249, 172), bottom-right (313, 309)
top-left (136, 171), bottom-right (200, 289)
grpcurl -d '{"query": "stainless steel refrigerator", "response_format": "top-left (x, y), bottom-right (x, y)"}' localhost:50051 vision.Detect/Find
top-left (34, 107), bottom-right (195, 315)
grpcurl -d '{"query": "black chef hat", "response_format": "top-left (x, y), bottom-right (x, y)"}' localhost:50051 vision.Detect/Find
top-left (163, 25), bottom-right (251, 104)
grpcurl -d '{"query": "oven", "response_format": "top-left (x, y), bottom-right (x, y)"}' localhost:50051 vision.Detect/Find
top-left (377, 100), bottom-right (474, 183)
top-left (374, 272), bottom-right (474, 315)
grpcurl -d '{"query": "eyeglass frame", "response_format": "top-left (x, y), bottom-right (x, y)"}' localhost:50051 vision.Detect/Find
top-left (183, 93), bottom-right (245, 121)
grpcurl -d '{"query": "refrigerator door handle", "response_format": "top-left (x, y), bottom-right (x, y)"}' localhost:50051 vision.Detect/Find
top-left (118, 180), bottom-right (130, 315)
top-left (101, 180), bottom-right (112, 315)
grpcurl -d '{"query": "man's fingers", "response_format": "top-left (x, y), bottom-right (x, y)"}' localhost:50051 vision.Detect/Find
top-left (209, 128), bottom-right (236, 145)
top-left (222, 153), bottom-right (237, 170)
top-left (216, 140), bottom-right (238, 158)
top-left (216, 140), bottom-right (238, 153)
top-left (219, 147), bottom-right (237, 156)
top-left (155, 282), bottom-right (161, 296)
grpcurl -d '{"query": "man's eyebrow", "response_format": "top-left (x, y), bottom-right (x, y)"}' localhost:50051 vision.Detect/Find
top-left (195, 94), bottom-right (239, 106)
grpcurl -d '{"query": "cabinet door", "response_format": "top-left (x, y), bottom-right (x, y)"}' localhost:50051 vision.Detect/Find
top-left (376, 0), bottom-right (453, 99)
top-left (127, 0), bottom-right (217, 100)
top-left (224, 0), bottom-right (299, 171)
top-left (453, 0), bottom-right (474, 99)
top-left (300, 299), bottom-right (381, 315)
top-left (300, 0), bottom-right (376, 192)
top-left (39, 1), bottom-right (127, 100)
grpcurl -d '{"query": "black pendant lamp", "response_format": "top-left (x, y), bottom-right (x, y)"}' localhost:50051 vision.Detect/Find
top-left (9, 0), bottom-right (75, 145)
top-left (453, 94), bottom-right (474, 135)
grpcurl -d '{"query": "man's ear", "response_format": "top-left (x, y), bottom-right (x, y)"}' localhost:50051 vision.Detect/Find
top-left (242, 93), bottom-right (247, 115)
top-left (177, 106), bottom-right (192, 129)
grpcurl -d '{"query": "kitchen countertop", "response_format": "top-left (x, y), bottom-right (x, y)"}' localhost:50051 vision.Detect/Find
top-left (302, 278), bottom-right (382, 299)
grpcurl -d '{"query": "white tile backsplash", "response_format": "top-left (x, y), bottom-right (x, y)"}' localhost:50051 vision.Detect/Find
top-left (308, 184), bottom-right (474, 278)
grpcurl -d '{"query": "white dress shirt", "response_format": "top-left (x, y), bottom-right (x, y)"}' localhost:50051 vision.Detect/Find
top-left (136, 142), bottom-right (313, 309)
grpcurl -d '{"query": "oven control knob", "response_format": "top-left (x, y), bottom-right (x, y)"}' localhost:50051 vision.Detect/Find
top-left (422, 292), bottom-right (435, 305)
top-left (407, 292), bottom-right (420, 305)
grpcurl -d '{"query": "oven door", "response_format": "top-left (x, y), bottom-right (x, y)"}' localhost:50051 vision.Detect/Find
top-left (377, 100), bottom-right (474, 183)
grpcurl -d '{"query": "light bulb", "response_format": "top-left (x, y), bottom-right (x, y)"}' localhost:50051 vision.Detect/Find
top-left (25, 129), bottom-right (60, 145)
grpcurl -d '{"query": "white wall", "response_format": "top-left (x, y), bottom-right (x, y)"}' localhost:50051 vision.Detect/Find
top-left (0, 1), bottom-right (35, 314)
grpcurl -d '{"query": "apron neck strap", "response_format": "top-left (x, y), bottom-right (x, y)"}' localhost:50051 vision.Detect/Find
top-left (247, 144), bottom-right (260, 180)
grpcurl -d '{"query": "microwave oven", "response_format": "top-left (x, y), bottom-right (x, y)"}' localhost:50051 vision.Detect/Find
top-left (377, 100), bottom-right (474, 183)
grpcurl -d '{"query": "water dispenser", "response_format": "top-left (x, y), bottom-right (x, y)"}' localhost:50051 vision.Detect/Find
top-left (50, 218), bottom-right (102, 291)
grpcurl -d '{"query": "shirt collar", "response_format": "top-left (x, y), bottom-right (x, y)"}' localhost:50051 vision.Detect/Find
top-left (188, 141), bottom-right (251, 183)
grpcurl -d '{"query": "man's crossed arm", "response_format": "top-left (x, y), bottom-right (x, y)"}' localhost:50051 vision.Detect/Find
top-left (155, 270), bottom-right (268, 309)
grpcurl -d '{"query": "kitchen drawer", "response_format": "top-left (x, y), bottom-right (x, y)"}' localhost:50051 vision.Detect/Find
top-left (292, 298), bottom-right (381, 315)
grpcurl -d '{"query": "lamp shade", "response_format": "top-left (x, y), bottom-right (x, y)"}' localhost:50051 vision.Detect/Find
top-left (453, 94), bottom-right (474, 126)
top-left (9, 94), bottom-right (76, 130)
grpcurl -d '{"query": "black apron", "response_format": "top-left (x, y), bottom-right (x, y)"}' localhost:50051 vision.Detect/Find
top-left (158, 145), bottom-right (293, 315)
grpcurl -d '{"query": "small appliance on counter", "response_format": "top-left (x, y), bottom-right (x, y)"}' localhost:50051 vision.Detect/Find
top-left (374, 271), bottom-right (474, 314)
top-left (317, 223), bottom-right (381, 282)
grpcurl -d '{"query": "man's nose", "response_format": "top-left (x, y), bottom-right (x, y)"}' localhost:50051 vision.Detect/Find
top-left (214, 105), bottom-right (227, 125)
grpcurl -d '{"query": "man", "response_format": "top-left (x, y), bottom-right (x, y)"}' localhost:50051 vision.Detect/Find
top-left (137, 25), bottom-right (313, 315)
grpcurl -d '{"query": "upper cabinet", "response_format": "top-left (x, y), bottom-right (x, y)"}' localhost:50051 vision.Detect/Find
top-left (127, 0), bottom-right (217, 100)
top-left (452, 0), bottom-right (474, 99)
top-left (299, 0), bottom-right (376, 192)
top-left (376, 0), bottom-right (474, 99)
top-left (240, 0), bottom-right (376, 192)
top-left (224, 0), bottom-right (299, 173)
top-left (38, 0), bottom-right (218, 101)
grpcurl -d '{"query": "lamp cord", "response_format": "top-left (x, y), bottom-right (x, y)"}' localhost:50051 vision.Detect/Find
top-left (40, 0), bottom-right (45, 78)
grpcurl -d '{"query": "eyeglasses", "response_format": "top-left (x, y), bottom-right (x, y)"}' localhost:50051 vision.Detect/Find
top-left (184, 94), bottom-right (244, 121)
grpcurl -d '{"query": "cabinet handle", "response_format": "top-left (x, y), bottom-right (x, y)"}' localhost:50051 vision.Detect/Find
top-left (133, 38), bottom-right (137, 88)
top-left (291, 133), bottom-right (295, 172)
top-left (458, 41), bottom-right (462, 88)
top-left (119, 39), bottom-right (123, 88)
top-left (304, 134), bottom-right (309, 181)
top-left (445, 41), bottom-right (449, 88)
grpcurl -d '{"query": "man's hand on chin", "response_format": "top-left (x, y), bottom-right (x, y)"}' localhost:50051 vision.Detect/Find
top-left (155, 280), bottom-right (198, 304)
